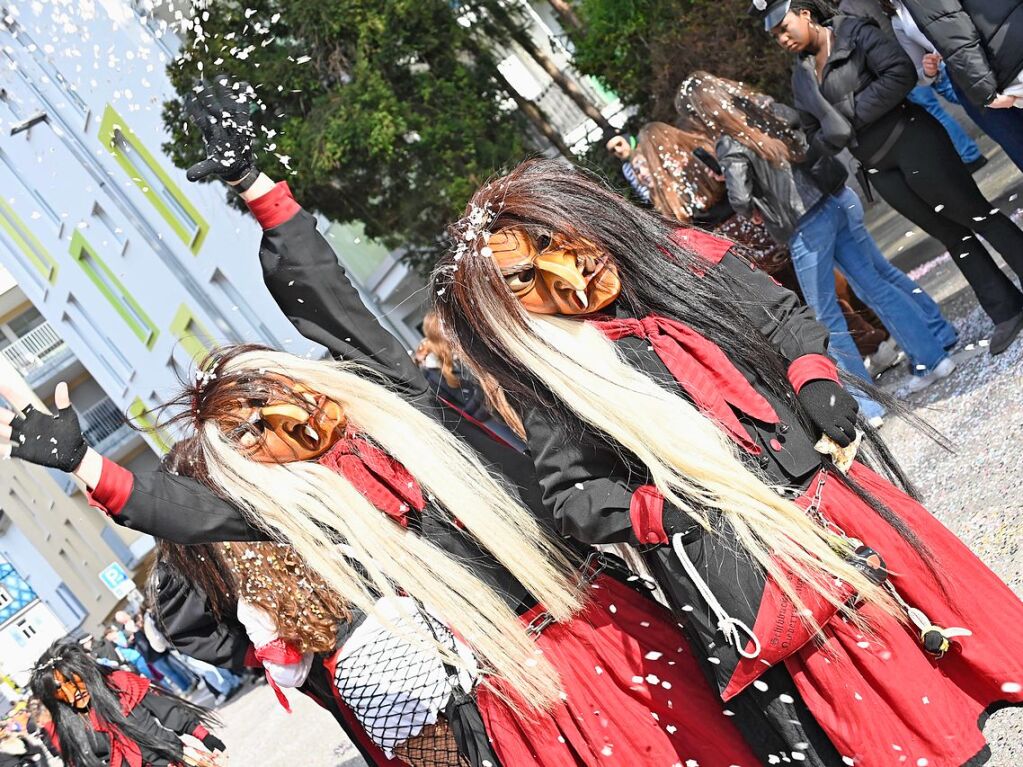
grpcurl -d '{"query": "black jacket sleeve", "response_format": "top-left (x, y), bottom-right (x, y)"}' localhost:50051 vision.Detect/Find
top-left (113, 471), bottom-right (268, 544)
top-left (135, 690), bottom-right (203, 738)
top-left (717, 137), bottom-right (756, 219)
top-left (851, 22), bottom-right (917, 128)
top-left (259, 208), bottom-right (429, 402)
top-left (153, 562), bottom-right (251, 670)
top-left (523, 409), bottom-right (652, 546)
top-left (901, 0), bottom-right (999, 106)
top-left (716, 251), bottom-right (831, 363)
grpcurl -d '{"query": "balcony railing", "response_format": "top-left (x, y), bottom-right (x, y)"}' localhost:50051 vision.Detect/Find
top-left (1, 322), bottom-right (73, 383)
top-left (80, 398), bottom-right (134, 453)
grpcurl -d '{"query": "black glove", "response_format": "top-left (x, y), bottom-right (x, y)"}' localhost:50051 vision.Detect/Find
top-left (796, 378), bottom-right (859, 447)
top-left (8, 403), bottom-right (88, 472)
top-left (201, 733), bottom-right (226, 753)
top-left (184, 75), bottom-right (258, 183)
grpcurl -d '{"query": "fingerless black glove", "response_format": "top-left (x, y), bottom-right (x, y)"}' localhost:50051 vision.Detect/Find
top-left (185, 75), bottom-right (258, 183)
top-left (201, 733), bottom-right (226, 753)
top-left (9, 403), bottom-right (88, 472)
top-left (796, 378), bottom-right (859, 447)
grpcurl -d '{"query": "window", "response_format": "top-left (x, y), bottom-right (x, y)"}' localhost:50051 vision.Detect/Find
top-left (69, 230), bottom-right (159, 349)
top-left (98, 104), bottom-right (208, 253)
top-left (170, 303), bottom-right (217, 364)
top-left (0, 149), bottom-right (60, 226)
top-left (16, 618), bottom-right (37, 640)
top-left (0, 197), bottom-right (58, 284)
top-left (0, 586), bottom-right (12, 609)
top-left (63, 296), bottom-right (132, 387)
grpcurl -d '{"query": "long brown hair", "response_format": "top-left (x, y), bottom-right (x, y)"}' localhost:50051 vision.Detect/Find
top-left (418, 311), bottom-right (460, 387)
top-left (676, 71), bottom-right (807, 167)
top-left (635, 121), bottom-right (725, 223)
top-left (155, 439), bottom-right (350, 653)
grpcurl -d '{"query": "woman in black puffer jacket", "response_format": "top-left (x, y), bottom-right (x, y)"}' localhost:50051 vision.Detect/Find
top-left (766, 0), bottom-right (1023, 356)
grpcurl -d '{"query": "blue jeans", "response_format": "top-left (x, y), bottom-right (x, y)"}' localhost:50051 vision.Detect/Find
top-left (789, 189), bottom-right (953, 410)
top-left (149, 655), bottom-right (195, 693)
top-left (907, 68), bottom-right (982, 164)
top-left (949, 78), bottom-right (1023, 174)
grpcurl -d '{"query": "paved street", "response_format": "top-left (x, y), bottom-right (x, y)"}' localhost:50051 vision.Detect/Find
top-left (207, 141), bottom-right (1023, 766)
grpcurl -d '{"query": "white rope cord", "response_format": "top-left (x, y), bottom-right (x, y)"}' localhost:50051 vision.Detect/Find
top-left (672, 533), bottom-right (762, 659)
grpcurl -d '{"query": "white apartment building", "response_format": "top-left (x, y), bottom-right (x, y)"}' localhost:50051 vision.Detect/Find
top-left (0, 0), bottom-right (425, 643)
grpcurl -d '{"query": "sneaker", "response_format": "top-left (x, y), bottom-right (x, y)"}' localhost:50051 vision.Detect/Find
top-left (905, 356), bottom-right (957, 393)
top-left (864, 337), bottom-right (904, 377)
top-left (965, 155), bottom-right (989, 174)
top-left (989, 313), bottom-right (1023, 355)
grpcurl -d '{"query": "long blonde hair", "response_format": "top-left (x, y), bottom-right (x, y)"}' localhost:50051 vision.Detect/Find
top-left (489, 313), bottom-right (898, 626)
top-left (187, 347), bottom-right (583, 709)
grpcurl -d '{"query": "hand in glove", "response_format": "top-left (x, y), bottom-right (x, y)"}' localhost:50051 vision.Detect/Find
top-left (184, 75), bottom-right (258, 183)
top-left (201, 733), bottom-right (227, 754)
top-left (796, 378), bottom-right (859, 448)
top-left (0, 382), bottom-right (88, 472)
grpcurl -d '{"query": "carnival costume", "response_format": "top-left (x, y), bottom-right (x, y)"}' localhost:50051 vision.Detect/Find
top-left (433, 158), bottom-right (1023, 767)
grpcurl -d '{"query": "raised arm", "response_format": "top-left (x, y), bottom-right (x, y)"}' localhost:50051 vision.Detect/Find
top-left (185, 76), bottom-right (428, 399)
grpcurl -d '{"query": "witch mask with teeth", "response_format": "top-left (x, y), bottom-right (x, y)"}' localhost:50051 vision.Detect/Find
top-left (488, 227), bottom-right (621, 316)
top-left (186, 345), bottom-right (348, 463)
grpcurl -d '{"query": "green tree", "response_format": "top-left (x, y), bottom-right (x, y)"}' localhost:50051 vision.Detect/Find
top-left (164, 0), bottom-right (537, 272)
top-left (569, 0), bottom-right (793, 123)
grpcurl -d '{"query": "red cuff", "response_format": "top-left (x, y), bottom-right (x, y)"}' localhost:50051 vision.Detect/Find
top-left (630, 485), bottom-right (669, 545)
top-left (246, 181), bottom-right (301, 229)
top-left (787, 354), bottom-right (840, 393)
top-left (85, 457), bottom-right (134, 517)
top-left (671, 227), bottom-right (734, 265)
top-left (192, 724), bottom-right (210, 740)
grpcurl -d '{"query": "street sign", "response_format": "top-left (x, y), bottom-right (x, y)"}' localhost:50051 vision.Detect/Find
top-left (98, 562), bottom-right (134, 599)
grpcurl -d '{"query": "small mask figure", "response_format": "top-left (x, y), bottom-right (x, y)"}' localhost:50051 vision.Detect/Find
top-left (53, 670), bottom-right (91, 710)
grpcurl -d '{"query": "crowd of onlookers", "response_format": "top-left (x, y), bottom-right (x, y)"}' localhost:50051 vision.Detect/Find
top-left (606, 0), bottom-right (1023, 423)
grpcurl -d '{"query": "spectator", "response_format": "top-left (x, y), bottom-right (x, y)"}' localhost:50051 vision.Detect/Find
top-left (895, 0), bottom-right (1023, 172)
top-left (758, 0), bottom-right (1023, 355)
top-left (679, 71), bottom-right (956, 399)
top-left (416, 311), bottom-right (525, 449)
top-left (633, 122), bottom-right (723, 223)
top-left (131, 613), bottom-right (195, 694)
top-left (841, 0), bottom-right (987, 170)
top-left (605, 134), bottom-right (652, 203)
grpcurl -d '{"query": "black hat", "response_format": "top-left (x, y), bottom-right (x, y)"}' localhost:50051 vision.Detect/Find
top-left (748, 0), bottom-right (791, 31)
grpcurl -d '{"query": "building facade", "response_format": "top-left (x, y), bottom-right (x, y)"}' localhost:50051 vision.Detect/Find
top-left (0, 556), bottom-right (69, 688)
top-left (0, 0), bottom-right (422, 648)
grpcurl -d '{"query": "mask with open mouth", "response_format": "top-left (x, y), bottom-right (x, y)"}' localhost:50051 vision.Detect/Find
top-left (221, 377), bottom-right (348, 463)
top-left (53, 670), bottom-right (91, 710)
top-left (489, 227), bottom-right (621, 316)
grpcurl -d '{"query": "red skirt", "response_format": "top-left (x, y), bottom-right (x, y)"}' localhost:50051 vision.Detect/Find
top-left (476, 574), bottom-right (758, 766)
top-left (784, 463), bottom-right (1023, 766)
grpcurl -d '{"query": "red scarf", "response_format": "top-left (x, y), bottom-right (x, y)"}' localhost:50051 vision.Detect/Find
top-left (317, 431), bottom-right (426, 526)
top-left (44, 671), bottom-right (150, 767)
top-left (245, 640), bottom-right (306, 713)
top-left (589, 314), bottom-right (778, 453)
